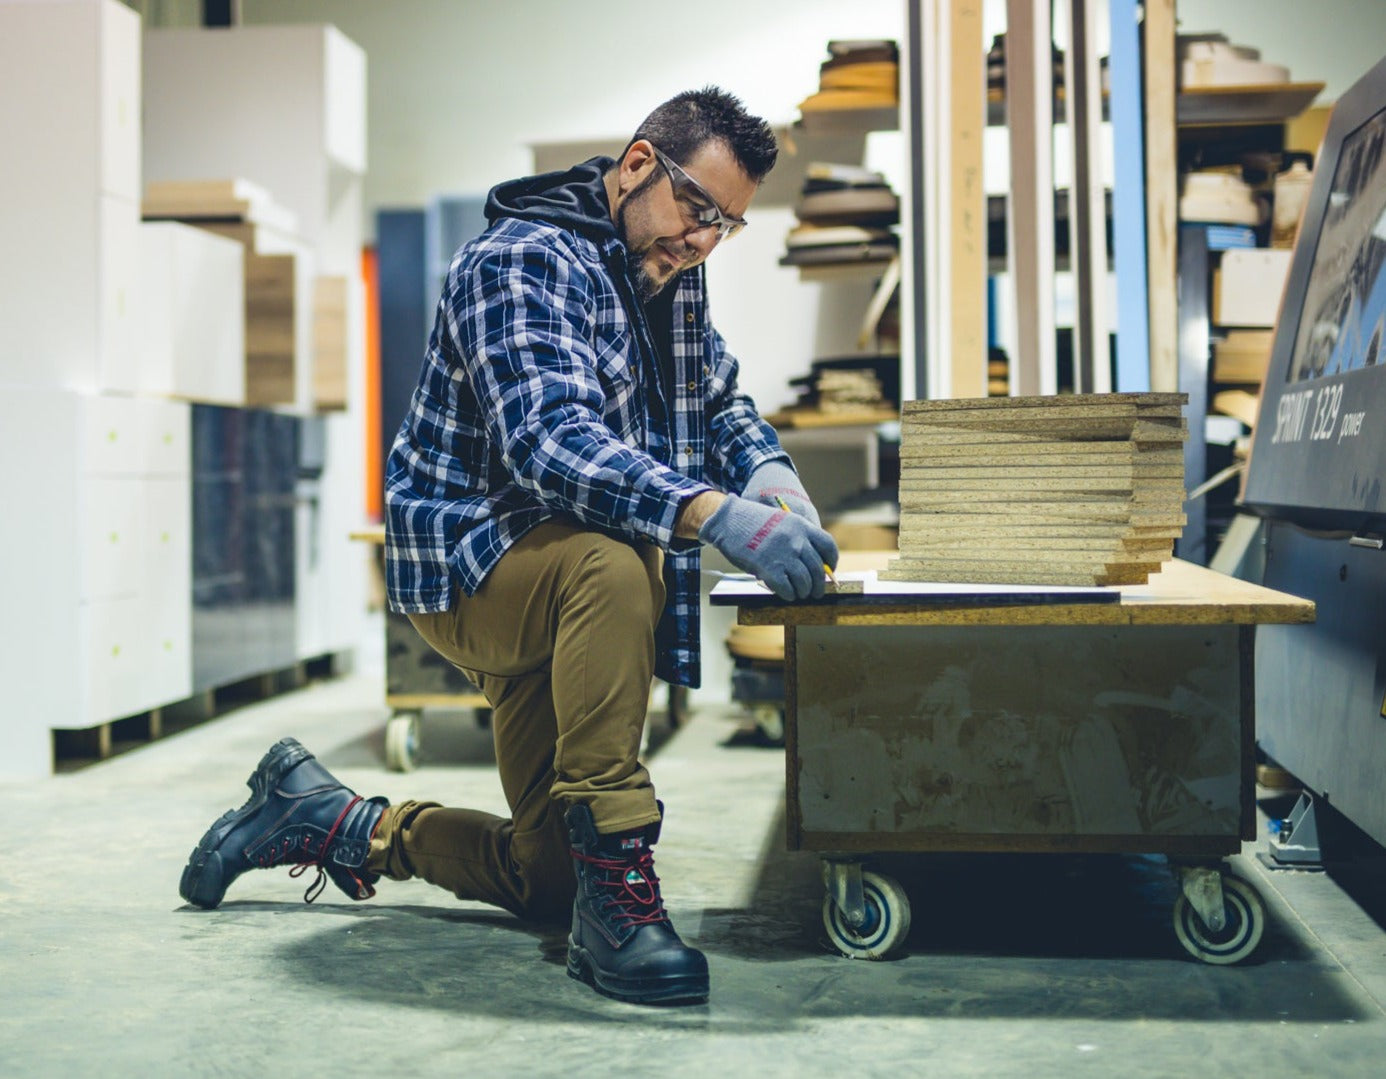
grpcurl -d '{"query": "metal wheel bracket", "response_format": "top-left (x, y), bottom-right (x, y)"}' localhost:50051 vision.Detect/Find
top-left (823, 858), bottom-right (866, 929)
top-left (1177, 864), bottom-right (1228, 933)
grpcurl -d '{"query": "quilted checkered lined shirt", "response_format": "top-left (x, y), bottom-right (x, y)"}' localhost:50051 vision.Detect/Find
top-left (384, 216), bottom-right (788, 687)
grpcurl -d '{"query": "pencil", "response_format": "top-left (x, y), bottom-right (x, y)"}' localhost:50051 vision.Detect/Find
top-left (773, 496), bottom-right (837, 584)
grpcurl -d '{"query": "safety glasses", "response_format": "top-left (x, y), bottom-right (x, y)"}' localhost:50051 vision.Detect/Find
top-left (651, 145), bottom-right (747, 242)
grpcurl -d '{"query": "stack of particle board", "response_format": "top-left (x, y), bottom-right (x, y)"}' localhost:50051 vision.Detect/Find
top-left (882, 393), bottom-right (1188, 586)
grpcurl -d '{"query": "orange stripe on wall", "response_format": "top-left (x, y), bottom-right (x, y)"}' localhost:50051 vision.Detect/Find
top-left (362, 246), bottom-right (383, 521)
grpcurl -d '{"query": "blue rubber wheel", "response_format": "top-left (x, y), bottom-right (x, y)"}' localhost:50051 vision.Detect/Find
top-left (823, 870), bottom-right (911, 959)
top-left (1173, 875), bottom-right (1265, 965)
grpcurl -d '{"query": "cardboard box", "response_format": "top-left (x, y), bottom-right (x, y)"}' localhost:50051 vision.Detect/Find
top-left (1213, 248), bottom-right (1293, 328)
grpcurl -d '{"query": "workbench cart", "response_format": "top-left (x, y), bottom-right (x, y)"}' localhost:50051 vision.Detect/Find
top-left (713, 560), bottom-right (1314, 964)
top-left (352, 527), bottom-right (489, 770)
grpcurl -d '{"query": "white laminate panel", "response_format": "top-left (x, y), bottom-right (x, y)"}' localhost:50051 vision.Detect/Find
top-left (173, 225), bottom-right (245, 404)
top-left (139, 222), bottom-right (178, 397)
top-left (138, 398), bottom-right (190, 476)
top-left (140, 476), bottom-right (191, 590)
top-left (0, 386), bottom-right (79, 776)
top-left (79, 392), bottom-right (142, 475)
top-left (99, 0), bottom-right (140, 201)
top-left (81, 593), bottom-right (146, 723)
top-left (79, 475), bottom-right (142, 602)
top-left (324, 27), bottom-right (367, 175)
top-left (98, 195), bottom-right (140, 393)
top-left (144, 577), bottom-right (192, 708)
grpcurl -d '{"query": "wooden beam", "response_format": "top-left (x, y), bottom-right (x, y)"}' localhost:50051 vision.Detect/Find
top-left (1006, 0), bottom-right (1058, 396)
top-left (949, 0), bottom-right (987, 397)
top-left (1144, 0), bottom-right (1179, 392)
top-left (1066, 0), bottom-right (1112, 392)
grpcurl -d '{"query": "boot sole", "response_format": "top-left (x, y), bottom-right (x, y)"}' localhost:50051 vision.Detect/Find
top-left (178, 738), bottom-right (313, 909)
top-left (566, 945), bottom-right (709, 1006)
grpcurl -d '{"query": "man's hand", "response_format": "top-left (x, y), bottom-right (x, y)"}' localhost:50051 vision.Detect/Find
top-left (741, 461), bottom-right (821, 527)
top-left (698, 494), bottom-right (839, 601)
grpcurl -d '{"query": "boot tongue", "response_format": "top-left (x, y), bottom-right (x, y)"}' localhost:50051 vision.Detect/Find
top-left (597, 829), bottom-right (651, 857)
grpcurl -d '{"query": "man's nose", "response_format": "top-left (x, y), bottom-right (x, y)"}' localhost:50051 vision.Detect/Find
top-left (682, 224), bottom-right (720, 259)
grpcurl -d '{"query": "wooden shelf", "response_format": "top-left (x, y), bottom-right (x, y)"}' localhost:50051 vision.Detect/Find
top-left (763, 407), bottom-right (899, 430)
top-left (1176, 81), bottom-right (1325, 127)
top-left (793, 105), bottom-right (899, 137)
top-left (781, 259), bottom-right (896, 282)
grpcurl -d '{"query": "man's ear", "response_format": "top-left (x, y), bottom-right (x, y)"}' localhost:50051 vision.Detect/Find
top-left (619, 139), bottom-right (657, 195)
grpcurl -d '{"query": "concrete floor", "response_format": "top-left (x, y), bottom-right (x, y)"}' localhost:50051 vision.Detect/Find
top-left (3, 672), bottom-right (1385, 1077)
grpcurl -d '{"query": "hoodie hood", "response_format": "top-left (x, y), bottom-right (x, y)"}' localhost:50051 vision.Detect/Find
top-left (484, 156), bottom-right (618, 244)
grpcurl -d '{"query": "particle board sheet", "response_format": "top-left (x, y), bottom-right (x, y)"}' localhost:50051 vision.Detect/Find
top-left (885, 392), bottom-right (1189, 586)
top-left (312, 275), bottom-right (349, 411)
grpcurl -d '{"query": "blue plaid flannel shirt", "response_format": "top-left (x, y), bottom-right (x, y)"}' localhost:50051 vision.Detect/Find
top-left (384, 216), bottom-right (789, 686)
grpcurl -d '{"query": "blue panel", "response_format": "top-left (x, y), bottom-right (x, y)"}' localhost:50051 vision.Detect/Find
top-left (1108, 0), bottom-right (1149, 391)
top-left (375, 209), bottom-right (428, 476)
top-left (426, 195), bottom-right (488, 295)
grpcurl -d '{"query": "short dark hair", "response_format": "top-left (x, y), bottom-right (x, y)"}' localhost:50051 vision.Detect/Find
top-left (625, 86), bottom-right (778, 183)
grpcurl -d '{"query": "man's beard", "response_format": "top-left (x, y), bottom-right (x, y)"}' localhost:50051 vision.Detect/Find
top-left (617, 173), bottom-right (673, 302)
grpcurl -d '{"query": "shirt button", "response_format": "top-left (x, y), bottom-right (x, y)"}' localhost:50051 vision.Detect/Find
top-left (684, 312), bottom-right (695, 323)
top-left (686, 380), bottom-right (697, 392)
top-left (702, 365), bottom-right (710, 375)
top-left (683, 447), bottom-right (693, 457)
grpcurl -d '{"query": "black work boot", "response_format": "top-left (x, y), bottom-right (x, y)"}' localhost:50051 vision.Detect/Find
top-left (179, 737), bottom-right (386, 909)
top-left (565, 802), bottom-right (709, 1005)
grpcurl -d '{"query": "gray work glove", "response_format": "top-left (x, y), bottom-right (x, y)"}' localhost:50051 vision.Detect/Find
top-left (699, 494), bottom-right (839, 601)
top-left (740, 461), bottom-right (821, 527)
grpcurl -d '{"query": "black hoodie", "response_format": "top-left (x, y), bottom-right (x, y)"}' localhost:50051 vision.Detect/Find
top-left (483, 155), bottom-right (619, 243)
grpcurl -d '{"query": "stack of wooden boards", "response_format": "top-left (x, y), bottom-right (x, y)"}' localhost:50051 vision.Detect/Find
top-left (796, 40), bottom-right (898, 135)
top-left (883, 393), bottom-right (1188, 586)
top-left (781, 163), bottom-right (900, 270)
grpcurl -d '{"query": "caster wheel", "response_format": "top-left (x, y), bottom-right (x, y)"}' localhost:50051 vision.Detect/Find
top-left (752, 705), bottom-right (784, 746)
top-left (1173, 875), bottom-right (1265, 965)
top-left (384, 713), bottom-right (419, 772)
top-left (823, 870), bottom-right (911, 959)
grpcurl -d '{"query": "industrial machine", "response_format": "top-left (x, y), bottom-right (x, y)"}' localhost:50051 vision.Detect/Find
top-left (1240, 51), bottom-right (1386, 857)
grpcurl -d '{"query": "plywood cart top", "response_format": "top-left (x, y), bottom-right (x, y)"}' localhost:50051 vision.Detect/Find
top-left (720, 556), bottom-right (1315, 629)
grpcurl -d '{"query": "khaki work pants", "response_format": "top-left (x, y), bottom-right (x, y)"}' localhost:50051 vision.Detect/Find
top-left (366, 522), bottom-right (666, 922)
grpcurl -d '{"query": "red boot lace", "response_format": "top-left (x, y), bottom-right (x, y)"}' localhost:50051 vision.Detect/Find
top-left (572, 848), bottom-right (672, 930)
top-left (255, 795), bottom-right (363, 903)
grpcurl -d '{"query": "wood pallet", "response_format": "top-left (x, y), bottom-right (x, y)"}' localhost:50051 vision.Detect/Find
top-left (51, 652), bottom-right (349, 769)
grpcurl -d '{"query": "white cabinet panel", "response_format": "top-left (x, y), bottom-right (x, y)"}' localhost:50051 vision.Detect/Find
top-left (139, 222), bottom-right (245, 404)
top-left (79, 393), bottom-right (143, 475)
top-left (0, 2), bottom-right (142, 391)
top-left (99, 0), bottom-right (141, 201)
top-left (324, 27), bottom-right (367, 174)
top-left (80, 594), bottom-right (146, 723)
top-left (0, 387), bottom-right (79, 777)
top-left (138, 398), bottom-right (190, 476)
top-left (143, 24), bottom-right (366, 273)
top-left (99, 194), bottom-right (139, 393)
top-left (171, 229), bottom-right (245, 404)
top-left (140, 476), bottom-right (191, 588)
top-left (79, 393), bottom-right (189, 477)
top-left (140, 224), bottom-right (177, 394)
top-left (79, 476), bottom-right (142, 602)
